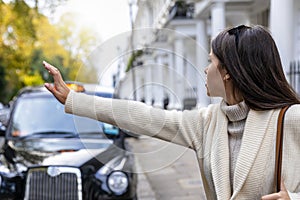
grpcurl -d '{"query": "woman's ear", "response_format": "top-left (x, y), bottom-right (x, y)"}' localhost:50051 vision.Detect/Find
top-left (223, 73), bottom-right (230, 81)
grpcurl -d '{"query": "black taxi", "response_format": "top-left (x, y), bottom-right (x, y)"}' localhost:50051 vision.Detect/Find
top-left (0, 83), bottom-right (137, 200)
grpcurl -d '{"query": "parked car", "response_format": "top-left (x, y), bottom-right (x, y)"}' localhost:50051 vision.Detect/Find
top-left (0, 103), bottom-right (10, 129)
top-left (0, 83), bottom-right (137, 200)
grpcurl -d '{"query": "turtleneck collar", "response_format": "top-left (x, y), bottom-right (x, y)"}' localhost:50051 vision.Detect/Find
top-left (220, 100), bottom-right (250, 122)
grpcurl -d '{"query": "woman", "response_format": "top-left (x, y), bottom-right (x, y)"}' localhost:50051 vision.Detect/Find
top-left (44, 25), bottom-right (300, 199)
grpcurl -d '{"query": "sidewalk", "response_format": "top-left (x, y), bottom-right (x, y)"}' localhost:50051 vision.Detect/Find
top-left (127, 136), bottom-right (207, 200)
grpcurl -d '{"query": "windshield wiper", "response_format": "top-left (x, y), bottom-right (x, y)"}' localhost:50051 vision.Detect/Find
top-left (18, 131), bottom-right (78, 140)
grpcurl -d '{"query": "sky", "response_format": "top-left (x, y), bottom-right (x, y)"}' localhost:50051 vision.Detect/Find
top-left (53, 0), bottom-right (138, 86)
top-left (55, 0), bottom-right (135, 41)
top-left (4, 0), bottom-right (135, 40)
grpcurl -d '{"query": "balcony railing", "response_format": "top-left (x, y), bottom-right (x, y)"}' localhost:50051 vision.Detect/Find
top-left (169, 1), bottom-right (195, 20)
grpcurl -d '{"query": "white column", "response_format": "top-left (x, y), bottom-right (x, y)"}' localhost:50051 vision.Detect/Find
top-left (153, 56), bottom-right (164, 108)
top-left (270, 0), bottom-right (294, 73)
top-left (196, 20), bottom-right (210, 107)
top-left (210, 1), bottom-right (225, 103)
top-left (174, 38), bottom-right (185, 110)
top-left (211, 1), bottom-right (226, 38)
top-left (167, 50), bottom-right (177, 110)
top-left (144, 57), bottom-right (153, 105)
top-left (135, 69), bottom-right (142, 102)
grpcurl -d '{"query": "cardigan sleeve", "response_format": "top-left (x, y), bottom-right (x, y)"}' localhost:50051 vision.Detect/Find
top-left (283, 105), bottom-right (300, 195)
top-left (64, 91), bottom-right (208, 149)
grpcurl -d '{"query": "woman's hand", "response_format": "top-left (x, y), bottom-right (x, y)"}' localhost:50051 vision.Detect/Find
top-left (261, 181), bottom-right (291, 200)
top-left (43, 61), bottom-right (70, 104)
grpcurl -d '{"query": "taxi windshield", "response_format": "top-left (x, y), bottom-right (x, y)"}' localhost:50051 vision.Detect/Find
top-left (9, 95), bottom-right (107, 139)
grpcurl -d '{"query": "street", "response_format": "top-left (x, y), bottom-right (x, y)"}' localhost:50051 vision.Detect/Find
top-left (127, 136), bottom-right (207, 200)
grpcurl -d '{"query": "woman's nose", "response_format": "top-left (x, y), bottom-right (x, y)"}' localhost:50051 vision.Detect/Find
top-left (204, 67), bottom-right (208, 74)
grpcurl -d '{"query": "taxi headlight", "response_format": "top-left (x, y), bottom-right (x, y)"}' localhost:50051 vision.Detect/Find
top-left (107, 171), bottom-right (128, 195)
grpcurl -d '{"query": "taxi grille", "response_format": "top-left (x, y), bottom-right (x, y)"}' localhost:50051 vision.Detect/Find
top-left (24, 167), bottom-right (82, 200)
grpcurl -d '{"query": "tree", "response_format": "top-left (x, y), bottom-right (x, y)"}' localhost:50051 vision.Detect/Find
top-left (0, 61), bottom-right (8, 100)
top-left (30, 13), bottom-right (71, 82)
top-left (2, 0), bottom-right (68, 13)
top-left (0, 1), bottom-right (101, 103)
top-left (0, 1), bottom-right (37, 101)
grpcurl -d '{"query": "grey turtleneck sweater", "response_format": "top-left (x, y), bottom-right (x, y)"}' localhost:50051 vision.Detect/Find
top-left (220, 100), bottom-right (250, 192)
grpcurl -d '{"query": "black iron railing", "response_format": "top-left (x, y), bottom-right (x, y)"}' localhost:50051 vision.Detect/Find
top-left (288, 60), bottom-right (300, 94)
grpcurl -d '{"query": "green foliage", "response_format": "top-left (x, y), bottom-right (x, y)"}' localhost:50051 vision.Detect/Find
top-left (22, 71), bottom-right (44, 86)
top-left (0, 1), bottom-right (101, 104)
top-left (0, 62), bottom-right (8, 99)
top-left (125, 49), bottom-right (143, 72)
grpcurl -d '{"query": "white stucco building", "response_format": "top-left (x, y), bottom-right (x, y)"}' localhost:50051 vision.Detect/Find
top-left (114, 0), bottom-right (300, 110)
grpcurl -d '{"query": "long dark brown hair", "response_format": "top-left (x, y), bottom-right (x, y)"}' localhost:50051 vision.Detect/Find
top-left (211, 25), bottom-right (300, 110)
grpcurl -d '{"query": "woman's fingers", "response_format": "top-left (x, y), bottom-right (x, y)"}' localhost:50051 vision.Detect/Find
top-left (261, 180), bottom-right (291, 200)
top-left (44, 82), bottom-right (55, 93)
top-left (261, 193), bottom-right (281, 200)
top-left (43, 61), bottom-right (70, 104)
top-left (43, 61), bottom-right (64, 84)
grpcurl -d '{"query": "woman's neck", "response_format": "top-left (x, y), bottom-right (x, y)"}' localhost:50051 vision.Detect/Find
top-left (223, 79), bottom-right (243, 105)
top-left (225, 95), bottom-right (243, 105)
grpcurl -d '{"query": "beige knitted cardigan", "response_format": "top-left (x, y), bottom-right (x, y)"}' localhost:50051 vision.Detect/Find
top-left (65, 91), bottom-right (300, 200)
